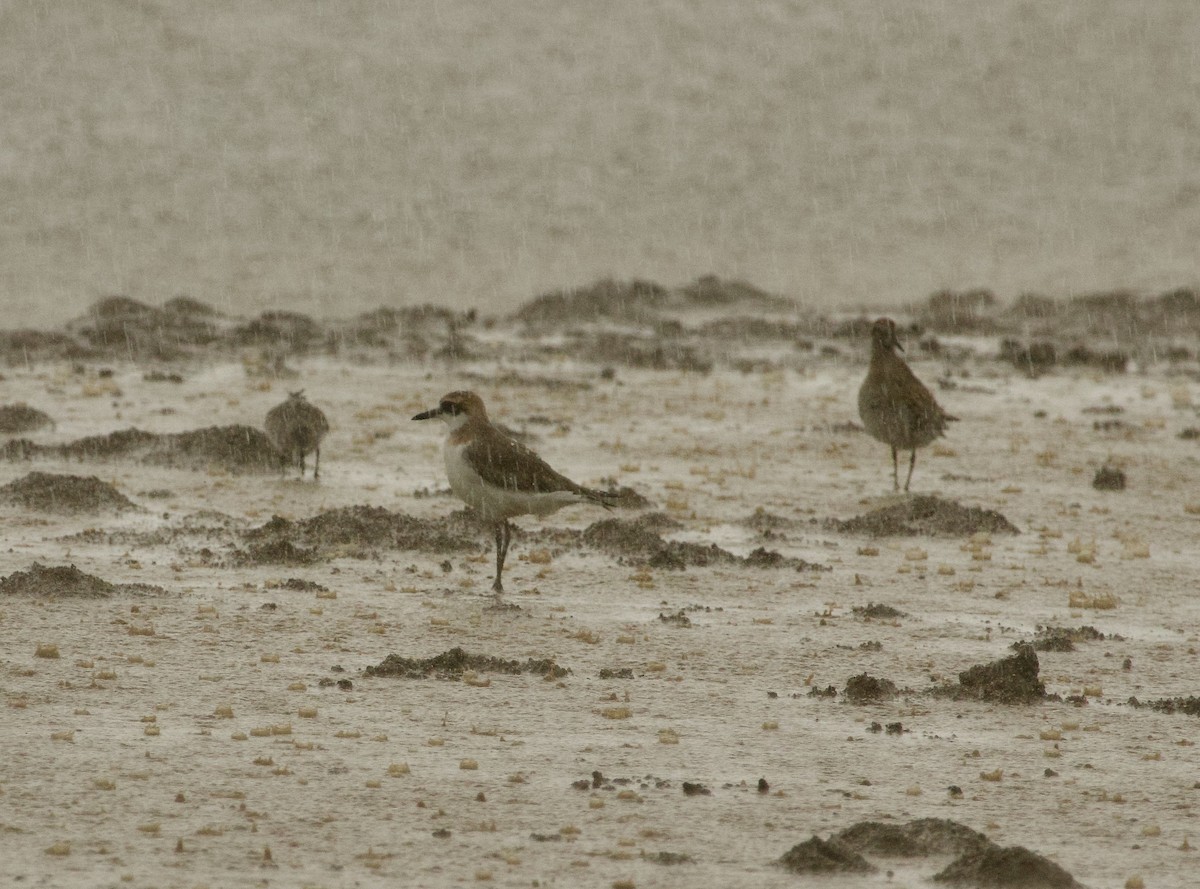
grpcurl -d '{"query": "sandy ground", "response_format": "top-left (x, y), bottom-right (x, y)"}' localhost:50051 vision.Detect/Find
top-left (1, 347), bottom-right (1199, 888)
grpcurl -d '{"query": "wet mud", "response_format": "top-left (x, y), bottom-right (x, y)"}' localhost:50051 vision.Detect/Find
top-left (936, 643), bottom-right (1046, 704)
top-left (1026, 625), bottom-right (1107, 652)
top-left (788, 818), bottom-right (1082, 887)
top-left (831, 495), bottom-right (1020, 537)
top-left (843, 673), bottom-right (900, 704)
top-left (834, 817), bottom-right (989, 857)
top-left (363, 646), bottom-right (568, 680)
top-left (778, 836), bottom-right (876, 875)
top-left (0, 472), bottom-right (138, 513)
top-left (0, 562), bottom-right (165, 598)
top-left (933, 842), bottom-right (1082, 887)
top-left (1092, 464), bottom-right (1127, 491)
top-left (1, 425), bottom-right (281, 473)
top-left (0, 403), bottom-right (54, 434)
top-left (1132, 696), bottom-right (1200, 717)
top-left (579, 513), bottom-right (823, 571)
top-left (853, 602), bottom-right (905, 620)
top-left (239, 505), bottom-right (479, 564)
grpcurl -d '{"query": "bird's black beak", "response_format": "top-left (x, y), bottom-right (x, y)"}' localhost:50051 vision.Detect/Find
top-left (894, 338), bottom-right (905, 353)
top-left (412, 407), bottom-right (440, 421)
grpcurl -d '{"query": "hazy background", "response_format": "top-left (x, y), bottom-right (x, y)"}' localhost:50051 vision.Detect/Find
top-left (2, 0), bottom-right (1198, 328)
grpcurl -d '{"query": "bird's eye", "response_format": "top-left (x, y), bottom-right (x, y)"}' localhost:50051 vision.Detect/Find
top-left (440, 401), bottom-right (459, 415)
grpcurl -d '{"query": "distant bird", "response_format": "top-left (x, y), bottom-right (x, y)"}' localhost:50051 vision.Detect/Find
top-left (264, 391), bottom-right (330, 479)
top-left (413, 390), bottom-right (613, 595)
top-left (858, 318), bottom-right (958, 492)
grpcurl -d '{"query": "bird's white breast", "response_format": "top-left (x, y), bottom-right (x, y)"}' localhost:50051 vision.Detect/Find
top-left (443, 439), bottom-right (584, 522)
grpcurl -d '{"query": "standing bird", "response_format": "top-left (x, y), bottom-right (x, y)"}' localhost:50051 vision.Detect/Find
top-left (264, 391), bottom-right (330, 479)
top-left (858, 318), bottom-right (958, 492)
top-left (413, 390), bottom-right (613, 595)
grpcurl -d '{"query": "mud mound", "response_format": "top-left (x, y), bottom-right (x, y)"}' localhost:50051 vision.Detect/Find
top-left (143, 425), bottom-right (280, 472)
top-left (1092, 464), bottom-right (1126, 490)
top-left (778, 837), bottom-right (875, 875)
top-left (1136, 697), bottom-right (1200, 717)
top-left (0, 563), bottom-right (165, 598)
top-left (843, 674), bottom-right (899, 704)
top-left (0, 329), bottom-right (91, 365)
top-left (853, 602), bottom-right (904, 620)
top-left (1026, 625), bottom-right (1106, 652)
top-left (55, 428), bottom-right (161, 460)
top-left (919, 288), bottom-right (1000, 334)
top-left (0, 472), bottom-right (137, 513)
top-left (581, 332), bottom-right (714, 373)
top-left (581, 514), bottom-right (817, 571)
top-left (0, 404), bottom-right (53, 434)
top-left (835, 818), bottom-right (989, 858)
top-left (741, 508), bottom-right (802, 536)
top-left (832, 495), bottom-right (1019, 537)
top-left (515, 278), bottom-right (670, 326)
top-left (938, 643), bottom-right (1046, 704)
top-left (2, 425), bottom-right (281, 473)
top-left (602, 484), bottom-right (653, 509)
top-left (933, 843), bottom-right (1082, 888)
top-left (240, 506), bottom-right (478, 563)
top-left (363, 646), bottom-right (568, 680)
top-left (69, 295), bottom-right (224, 358)
top-left (677, 274), bottom-right (793, 310)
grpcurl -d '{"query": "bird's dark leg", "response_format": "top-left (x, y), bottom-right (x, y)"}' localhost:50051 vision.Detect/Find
top-left (313, 447), bottom-right (320, 480)
top-left (904, 449), bottom-right (917, 492)
top-left (492, 520), bottom-right (511, 594)
top-left (890, 446), bottom-right (899, 492)
top-left (299, 450), bottom-right (306, 478)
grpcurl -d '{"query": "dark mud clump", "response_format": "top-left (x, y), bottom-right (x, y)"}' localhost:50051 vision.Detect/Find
top-left (843, 673), bottom-right (899, 704)
top-left (516, 278), bottom-right (671, 326)
top-left (835, 818), bottom-right (990, 858)
top-left (938, 643), bottom-right (1046, 704)
top-left (581, 513), bottom-right (821, 571)
top-left (999, 339), bottom-right (1059, 377)
top-left (239, 506), bottom-right (478, 563)
top-left (1092, 464), bottom-right (1126, 491)
top-left (0, 329), bottom-right (92, 365)
top-left (0, 404), bottom-right (54, 434)
top-left (0, 472), bottom-right (138, 513)
top-left (265, 577), bottom-right (329, 593)
top-left (363, 646), bottom-right (568, 680)
top-left (145, 425), bottom-right (280, 472)
top-left (600, 483), bottom-right (653, 509)
top-left (1026, 625), bottom-right (1105, 653)
top-left (778, 837), bottom-right (876, 875)
top-left (933, 843), bottom-right (1082, 888)
top-left (2, 425), bottom-right (281, 473)
top-left (68, 295), bottom-right (225, 359)
top-left (853, 602), bottom-right (904, 620)
top-left (811, 819), bottom-right (1080, 887)
top-left (832, 495), bottom-right (1019, 537)
top-left (1135, 697), bottom-right (1200, 717)
top-left (0, 563), bottom-right (165, 598)
top-left (741, 508), bottom-right (802, 537)
top-left (919, 288), bottom-right (1000, 334)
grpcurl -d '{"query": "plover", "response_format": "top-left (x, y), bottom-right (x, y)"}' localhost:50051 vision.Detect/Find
top-left (858, 318), bottom-right (958, 492)
top-left (413, 390), bottom-right (613, 594)
top-left (264, 391), bottom-right (330, 479)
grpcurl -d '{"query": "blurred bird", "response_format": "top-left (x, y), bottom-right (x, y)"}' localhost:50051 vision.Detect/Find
top-left (413, 390), bottom-right (613, 595)
top-left (858, 318), bottom-right (957, 491)
top-left (264, 391), bottom-right (330, 479)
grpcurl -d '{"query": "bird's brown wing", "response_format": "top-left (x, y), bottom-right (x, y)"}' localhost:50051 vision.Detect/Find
top-left (463, 428), bottom-right (596, 497)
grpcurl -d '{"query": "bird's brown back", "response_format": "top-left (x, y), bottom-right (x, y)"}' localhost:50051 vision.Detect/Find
top-left (858, 345), bottom-right (955, 450)
top-left (457, 419), bottom-right (609, 504)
